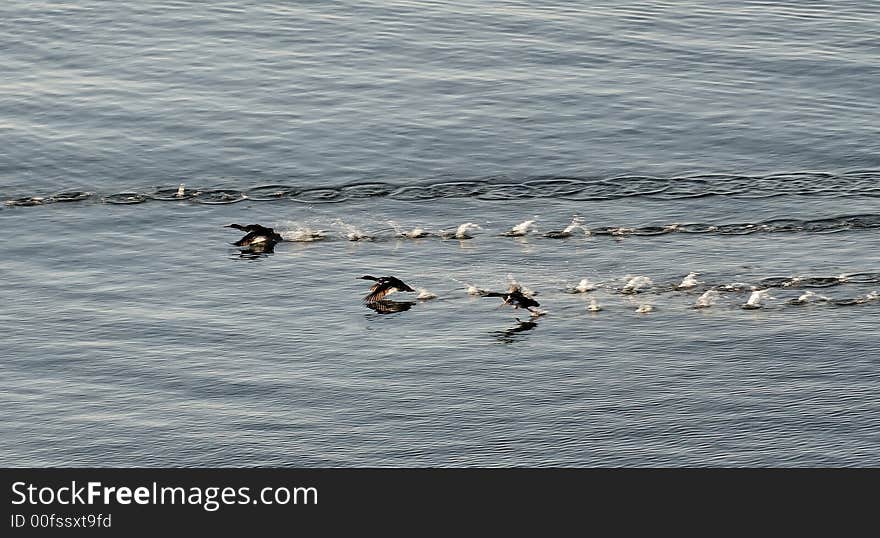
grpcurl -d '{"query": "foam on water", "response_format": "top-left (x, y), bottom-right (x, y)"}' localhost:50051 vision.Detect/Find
top-left (332, 219), bottom-right (374, 241)
top-left (416, 288), bottom-right (437, 300)
top-left (574, 278), bottom-right (597, 293)
top-left (742, 289), bottom-right (772, 309)
top-left (694, 290), bottom-right (720, 308)
top-left (677, 272), bottom-right (701, 290)
top-left (621, 276), bottom-right (653, 294)
top-left (441, 222), bottom-right (482, 239)
top-left (789, 291), bottom-right (830, 305)
top-left (501, 219), bottom-right (538, 237)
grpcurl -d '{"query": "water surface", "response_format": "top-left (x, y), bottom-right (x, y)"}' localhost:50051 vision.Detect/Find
top-left (1, 1), bottom-right (878, 466)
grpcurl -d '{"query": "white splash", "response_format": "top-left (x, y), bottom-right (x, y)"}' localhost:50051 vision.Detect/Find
top-left (506, 274), bottom-right (536, 297)
top-left (502, 219), bottom-right (536, 237)
top-left (718, 282), bottom-right (753, 292)
top-left (847, 290), bottom-right (880, 304)
top-left (635, 304), bottom-right (654, 313)
top-left (416, 288), bottom-right (437, 300)
top-left (443, 222), bottom-right (481, 239)
top-left (404, 227), bottom-right (429, 238)
top-left (586, 298), bottom-right (602, 312)
top-left (610, 227), bottom-right (635, 237)
top-left (346, 231), bottom-right (372, 241)
top-left (175, 183), bottom-right (186, 197)
top-left (742, 289), bottom-right (771, 309)
top-left (331, 219), bottom-right (372, 241)
top-left (282, 227), bottom-right (326, 242)
top-left (466, 284), bottom-right (486, 296)
top-left (389, 220), bottom-right (429, 238)
top-left (621, 276), bottom-right (653, 294)
top-left (677, 272), bottom-right (700, 289)
top-left (694, 290), bottom-right (719, 308)
top-left (791, 291), bottom-right (829, 305)
top-left (545, 216), bottom-right (588, 238)
top-left (563, 215), bottom-right (585, 233)
top-left (574, 278), bottom-right (596, 293)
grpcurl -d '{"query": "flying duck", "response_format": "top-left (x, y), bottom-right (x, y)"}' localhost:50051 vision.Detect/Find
top-left (226, 223), bottom-right (283, 248)
top-left (358, 275), bottom-right (416, 303)
top-left (483, 283), bottom-right (541, 312)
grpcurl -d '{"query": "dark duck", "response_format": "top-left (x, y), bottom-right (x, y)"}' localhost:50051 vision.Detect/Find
top-left (483, 283), bottom-right (541, 313)
top-left (358, 275), bottom-right (416, 303)
top-left (226, 223), bottom-right (283, 248)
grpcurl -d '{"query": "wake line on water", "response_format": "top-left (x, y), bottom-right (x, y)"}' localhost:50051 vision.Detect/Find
top-left (4, 169), bottom-right (880, 207)
top-left (358, 276), bottom-right (878, 316)
top-left (247, 213), bottom-right (879, 243)
top-left (376, 271), bottom-right (880, 315)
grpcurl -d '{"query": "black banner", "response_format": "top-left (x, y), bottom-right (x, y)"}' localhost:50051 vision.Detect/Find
top-left (2, 468), bottom-right (874, 533)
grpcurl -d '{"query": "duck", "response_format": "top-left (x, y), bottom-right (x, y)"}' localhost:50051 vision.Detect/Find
top-left (225, 223), bottom-right (283, 247)
top-left (483, 283), bottom-right (541, 313)
top-left (358, 275), bottom-right (416, 303)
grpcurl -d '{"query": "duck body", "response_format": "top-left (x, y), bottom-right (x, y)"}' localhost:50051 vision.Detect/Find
top-left (226, 223), bottom-right (283, 247)
top-left (484, 284), bottom-right (540, 311)
top-left (359, 275), bottom-right (416, 303)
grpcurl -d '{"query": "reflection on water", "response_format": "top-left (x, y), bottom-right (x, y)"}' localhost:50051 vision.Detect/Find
top-left (492, 317), bottom-right (539, 344)
top-left (231, 245), bottom-right (275, 260)
top-left (364, 300), bottom-right (417, 315)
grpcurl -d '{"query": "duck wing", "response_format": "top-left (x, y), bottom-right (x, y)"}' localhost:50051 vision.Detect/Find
top-left (364, 281), bottom-right (395, 303)
top-left (234, 231), bottom-right (260, 246)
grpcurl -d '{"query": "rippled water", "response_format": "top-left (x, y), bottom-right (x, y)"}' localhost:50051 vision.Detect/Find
top-left (1, 1), bottom-right (878, 467)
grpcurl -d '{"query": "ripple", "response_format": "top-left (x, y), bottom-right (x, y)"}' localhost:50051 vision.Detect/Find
top-left (4, 170), bottom-right (879, 209)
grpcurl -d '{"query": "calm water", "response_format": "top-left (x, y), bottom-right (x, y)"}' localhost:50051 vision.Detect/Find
top-left (1, 1), bottom-right (878, 467)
